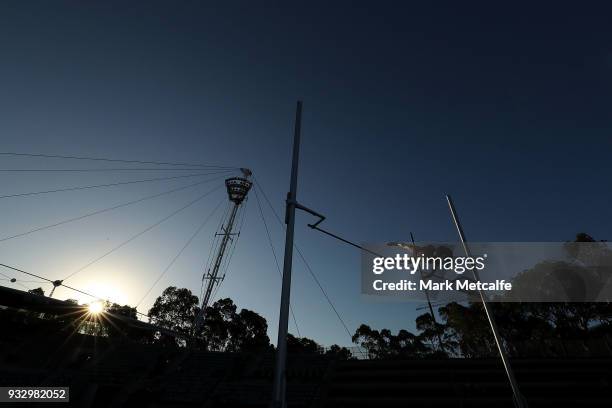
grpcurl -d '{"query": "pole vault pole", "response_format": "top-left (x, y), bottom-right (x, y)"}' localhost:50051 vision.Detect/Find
top-left (271, 100), bottom-right (303, 408)
top-left (446, 194), bottom-right (527, 408)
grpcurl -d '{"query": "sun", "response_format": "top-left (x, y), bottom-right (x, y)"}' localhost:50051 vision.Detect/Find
top-left (88, 301), bottom-right (105, 315)
top-left (81, 280), bottom-right (128, 306)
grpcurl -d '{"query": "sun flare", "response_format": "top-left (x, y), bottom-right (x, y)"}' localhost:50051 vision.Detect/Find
top-left (88, 301), bottom-right (104, 315)
top-left (81, 280), bottom-right (128, 306)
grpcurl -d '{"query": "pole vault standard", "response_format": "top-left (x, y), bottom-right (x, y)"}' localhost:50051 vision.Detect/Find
top-left (270, 101), bottom-right (326, 408)
top-left (270, 101), bottom-right (301, 408)
top-left (446, 194), bottom-right (528, 408)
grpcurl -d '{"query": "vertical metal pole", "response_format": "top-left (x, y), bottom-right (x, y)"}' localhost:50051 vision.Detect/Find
top-left (446, 195), bottom-right (527, 408)
top-left (271, 101), bottom-right (302, 408)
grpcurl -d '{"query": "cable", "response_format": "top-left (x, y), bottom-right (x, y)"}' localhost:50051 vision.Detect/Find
top-left (293, 246), bottom-right (354, 341)
top-left (0, 271), bottom-right (32, 291)
top-left (136, 198), bottom-right (224, 307)
top-left (0, 278), bottom-right (45, 283)
top-left (0, 168), bottom-right (227, 172)
top-left (0, 152), bottom-right (237, 169)
top-left (11, 279), bottom-right (48, 284)
top-left (0, 173), bottom-right (229, 243)
top-left (254, 178), bottom-right (358, 346)
top-left (0, 263), bottom-right (91, 300)
top-left (309, 225), bottom-right (383, 258)
top-left (253, 187), bottom-right (301, 337)
top-left (0, 171), bottom-right (230, 200)
top-left (63, 183), bottom-right (225, 281)
top-left (252, 178), bottom-right (287, 232)
top-left (0, 271), bottom-right (47, 284)
top-left (0, 264), bottom-right (50, 282)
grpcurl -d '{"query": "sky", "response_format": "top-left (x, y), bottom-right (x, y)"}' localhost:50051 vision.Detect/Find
top-left (0, 1), bottom-right (611, 347)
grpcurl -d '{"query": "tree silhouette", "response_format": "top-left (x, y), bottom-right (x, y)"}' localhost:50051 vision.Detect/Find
top-left (148, 286), bottom-right (199, 339)
top-left (415, 311), bottom-right (456, 355)
top-left (199, 297), bottom-right (236, 350)
top-left (200, 298), bottom-right (270, 352)
top-left (287, 334), bottom-right (322, 354)
top-left (324, 344), bottom-right (353, 360)
top-left (228, 308), bottom-right (270, 352)
top-left (107, 303), bottom-right (136, 318)
top-left (285, 334), bottom-right (352, 358)
top-left (352, 324), bottom-right (428, 359)
top-left (104, 302), bottom-right (140, 339)
top-left (146, 290), bottom-right (271, 351)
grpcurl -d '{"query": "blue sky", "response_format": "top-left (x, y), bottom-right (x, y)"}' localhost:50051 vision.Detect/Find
top-left (0, 1), bottom-right (611, 346)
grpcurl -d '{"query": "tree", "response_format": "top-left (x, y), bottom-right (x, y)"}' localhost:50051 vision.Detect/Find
top-left (352, 324), bottom-right (387, 359)
top-left (415, 312), bottom-right (455, 356)
top-left (325, 344), bottom-right (353, 360)
top-left (147, 290), bottom-right (270, 351)
top-left (352, 324), bottom-right (428, 359)
top-left (148, 286), bottom-right (199, 338)
top-left (103, 302), bottom-right (142, 339)
top-left (228, 308), bottom-right (270, 352)
top-left (107, 303), bottom-right (138, 319)
top-left (200, 298), bottom-right (270, 352)
top-left (437, 302), bottom-right (496, 358)
top-left (287, 334), bottom-right (322, 354)
top-left (200, 297), bottom-right (236, 351)
top-left (427, 233), bottom-right (612, 358)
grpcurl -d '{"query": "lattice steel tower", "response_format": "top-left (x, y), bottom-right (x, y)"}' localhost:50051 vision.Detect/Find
top-left (194, 169), bottom-right (252, 330)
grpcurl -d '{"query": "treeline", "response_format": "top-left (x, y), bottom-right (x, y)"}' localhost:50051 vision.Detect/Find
top-left (353, 233), bottom-right (612, 359)
top-left (140, 286), bottom-right (612, 359)
top-left (143, 234), bottom-right (612, 359)
top-left (353, 301), bottom-right (612, 359)
top-left (146, 286), bottom-right (354, 358)
top-left (22, 233), bottom-right (612, 359)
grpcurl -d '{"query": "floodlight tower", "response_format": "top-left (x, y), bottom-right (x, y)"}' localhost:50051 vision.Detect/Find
top-left (194, 169), bottom-right (252, 330)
